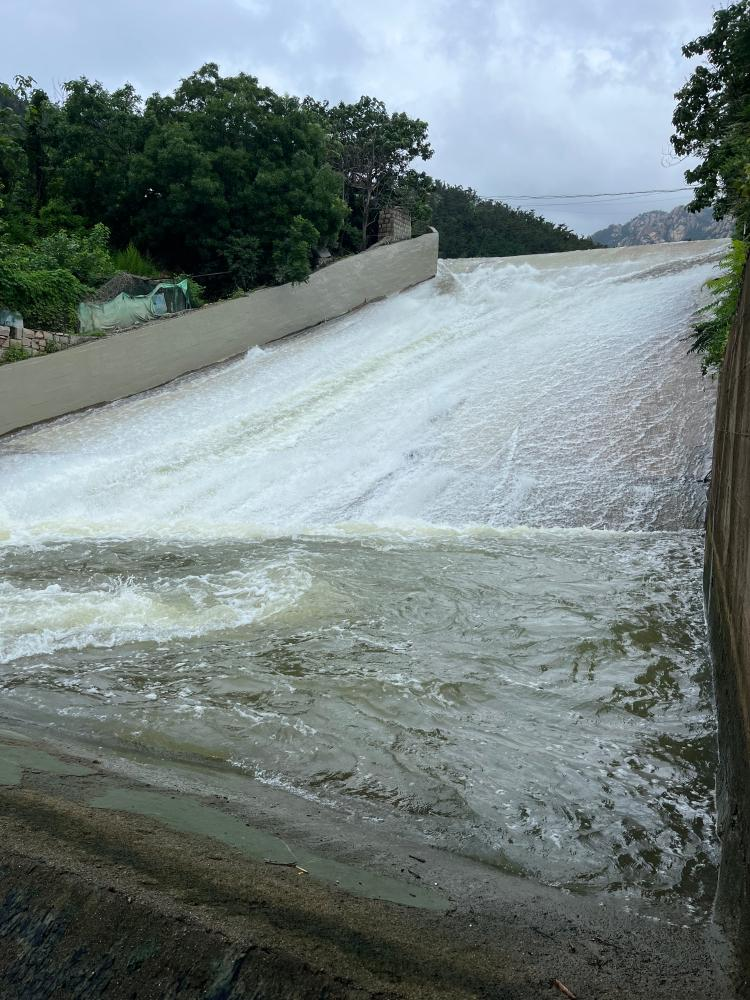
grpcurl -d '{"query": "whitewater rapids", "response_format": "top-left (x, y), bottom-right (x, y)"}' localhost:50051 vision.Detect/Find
top-left (0, 240), bottom-right (724, 913)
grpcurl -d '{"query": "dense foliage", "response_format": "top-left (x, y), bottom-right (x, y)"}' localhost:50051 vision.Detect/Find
top-left (0, 223), bottom-right (112, 330)
top-left (429, 182), bottom-right (598, 258)
top-left (672, 1), bottom-right (750, 369)
top-left (691, 239), bottom-right (748, 372)
top-left (0, 66), bottom-right (351, 293)
top-left (0, 263), bottom-right (85, 331)
top-left (2, 223), bottom-right (112, 284)
top-left (672, 2), bottom-right (750, 230)
top-left (0, 67), bottom-right (446, 312)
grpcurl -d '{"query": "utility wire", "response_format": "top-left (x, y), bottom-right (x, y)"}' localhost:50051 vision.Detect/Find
top-left (482, 186), bottom-right (696, 201)
top-left (502, 193), bottom-right (693, 210)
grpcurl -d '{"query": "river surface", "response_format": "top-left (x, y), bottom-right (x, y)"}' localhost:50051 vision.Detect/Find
top-left (0, 241), bottom-right (722, 914)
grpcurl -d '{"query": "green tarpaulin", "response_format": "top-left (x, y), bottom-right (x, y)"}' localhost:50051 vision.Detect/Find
top-left (78, 280), bottom-right (191, 334)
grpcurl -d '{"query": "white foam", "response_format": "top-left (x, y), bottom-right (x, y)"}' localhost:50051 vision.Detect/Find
top-left (0, 244), bottom-right (717, 545)
top-left (0, 562), bottom-right (312, 664)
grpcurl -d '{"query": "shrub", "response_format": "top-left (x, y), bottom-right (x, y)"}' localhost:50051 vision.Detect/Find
top-left (6, 223), bottom-right (114, 285)
top-left (691, 239), bottom-right (748, 373)
top-left (224, 235), bottom-right (261, 291)
top-left (0, 262), bottom-right (85, 332)
top-left (0, 222), bottom-right (112, 331)
top-left (112, 242), bottom-right (160, 278)
top-left (0, 344), bottom-right (31, 364)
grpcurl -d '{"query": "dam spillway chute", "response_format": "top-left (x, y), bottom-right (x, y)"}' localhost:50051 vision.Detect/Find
top-left (0, 239), bottom-right (724, 912)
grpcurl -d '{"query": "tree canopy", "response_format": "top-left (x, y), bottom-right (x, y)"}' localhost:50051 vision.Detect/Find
top-left (305, 96), bottom-right (433, 250)
top-left (672, 1), bottom-right (750, 370)
top-left (0, 65), bottom-right (348, 290)
top-left (672, 0), bottom-right (750, 229)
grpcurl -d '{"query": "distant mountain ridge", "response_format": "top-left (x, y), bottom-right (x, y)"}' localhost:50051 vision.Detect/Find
top-left (591, 205), bottom-right (733, 247)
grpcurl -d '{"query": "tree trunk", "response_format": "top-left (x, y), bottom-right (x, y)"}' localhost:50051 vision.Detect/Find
top-left (361, 186), bottom-right (373, 250)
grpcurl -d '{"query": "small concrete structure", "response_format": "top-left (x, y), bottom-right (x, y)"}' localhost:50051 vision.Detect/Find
top-left (378, 206), bottom-right (412, 243)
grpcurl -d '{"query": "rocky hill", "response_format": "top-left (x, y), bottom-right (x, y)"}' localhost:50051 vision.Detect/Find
top-left (591, 205), bottom-right (733, 247)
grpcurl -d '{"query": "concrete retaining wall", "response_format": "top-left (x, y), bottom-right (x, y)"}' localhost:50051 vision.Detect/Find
top-left (705, 260), bottom-right (750, 986)
top-left (0, 230), bottom-right (438, 438)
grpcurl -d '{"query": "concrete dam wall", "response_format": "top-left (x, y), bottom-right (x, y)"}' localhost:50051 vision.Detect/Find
top-left (0, 230), bottom-right (438, 438)
top-left (705, 259), bottom-right (750, 983)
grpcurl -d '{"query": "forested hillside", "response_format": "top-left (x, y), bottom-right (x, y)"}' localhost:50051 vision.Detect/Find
top-left (429, 182), bottom-right (598, 258)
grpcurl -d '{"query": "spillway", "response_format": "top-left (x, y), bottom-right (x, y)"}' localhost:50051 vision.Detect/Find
top-left (0, 240), bottom-right (723, 916)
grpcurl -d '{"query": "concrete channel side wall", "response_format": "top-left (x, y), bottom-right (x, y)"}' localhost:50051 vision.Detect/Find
top-left (705, 260), bottom-right (750, 984)
top-left (0, 230), bottom-right (439, 438)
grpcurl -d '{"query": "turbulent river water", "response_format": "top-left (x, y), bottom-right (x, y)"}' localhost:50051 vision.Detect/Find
top-left (0, 241), bottom-right (723, 914)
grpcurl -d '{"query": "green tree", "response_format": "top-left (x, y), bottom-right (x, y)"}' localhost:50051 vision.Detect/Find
top-left (224, 235), bottom-right (261, 291)
top-left (271, 215), bottom-right (320, 284)
top-left (0, 82), bottom-right (27, 213)
top-left (390, 170), bottom-right (435, 234)
top-left (672, 1), bottom-right (750, 229)
top-left (672, 2), bottom-right (750, 370)
top-left (317, 96), bottom-right (433, 249)
top-left (2, 64), bottom-right (447, 302)
top-left (47, 78), bottom-right (144, 245)
top-left (0, 78), bottom-right (35, 239)
top-left (129, 65), bottom-right (345, 286)
top-left (23, 85), bottom-right (59, 214)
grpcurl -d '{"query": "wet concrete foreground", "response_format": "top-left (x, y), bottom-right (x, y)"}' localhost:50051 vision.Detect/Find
top-left (0, 731), bottom-right (733, 999)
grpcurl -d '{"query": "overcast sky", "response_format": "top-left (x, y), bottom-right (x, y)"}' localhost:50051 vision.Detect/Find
top-left (2, 0), bottom-right (723, 235)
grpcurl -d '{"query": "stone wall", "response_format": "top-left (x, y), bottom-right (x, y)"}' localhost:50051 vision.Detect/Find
top-left (0, 324), bottom-right (88, 357)
top-left (0, 230), bottom-right (438, 438)
top-left (704, 259), bottom-right (750, 986)
top-left (378, 207), bottom-right (412, 243)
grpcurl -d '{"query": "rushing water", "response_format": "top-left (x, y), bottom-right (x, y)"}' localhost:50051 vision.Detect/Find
top-left (0, 241), bottom-right (722, 912)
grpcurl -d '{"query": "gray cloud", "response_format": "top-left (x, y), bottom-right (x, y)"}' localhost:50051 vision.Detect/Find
top-left (2, 0), bottom-right (723, 234)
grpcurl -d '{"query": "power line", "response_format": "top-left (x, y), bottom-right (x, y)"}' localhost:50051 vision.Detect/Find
top-left (482, 186), bottom-right (696, 201)
top-left (501, 192), bottom-right (692, 210)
